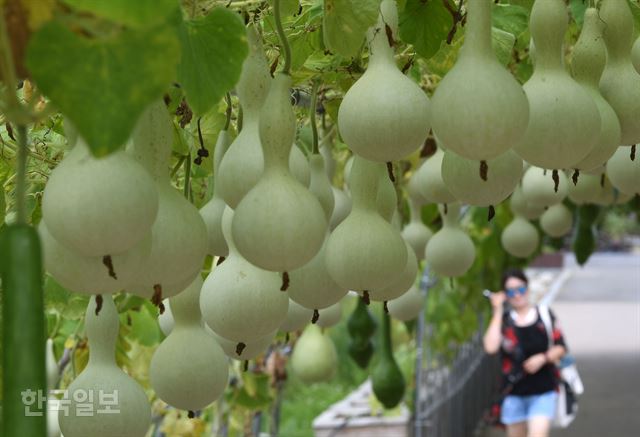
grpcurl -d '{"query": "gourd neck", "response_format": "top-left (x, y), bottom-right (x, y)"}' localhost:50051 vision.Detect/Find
top-left (600, 0), bottom-right (634, 60)
top-left (380, 310), bottom-right (392, 356)
top-left (572, 9), bottom-right (606, 88)
top-left (366, 0), bottom-right (398, 70)
top-left (409, 198), bottom-right (421, 223)
top-left (221, 206), bottom-right (239, 255)
top-left (169, 279), bottom-right (202, 327)
top-left (461, 0), bottom-right (493, 58)
top-left (260, 73), bottom-right (295, 171)
top-left (86, 296), bottom-right (118, 367)
top-left (440, 203), bottom-right (461, 228)
top-left (131, 100), bottom-right (173, 183)
top-left (236, 24), bottom-right (271, 114)
top-left (350, 157), bottom-right (383, 211)
top-left (529, 0), bottom-right (567, 71)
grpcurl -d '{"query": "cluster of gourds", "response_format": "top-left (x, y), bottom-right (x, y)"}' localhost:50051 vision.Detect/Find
top-left (34, 0), bottom-right (640, 435)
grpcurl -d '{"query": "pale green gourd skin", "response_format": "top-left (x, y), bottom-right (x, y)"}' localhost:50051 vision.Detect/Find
top-left (415, 148), bottom-right (456, 204)
top-left (571, 9), bottom-right (621, 171)
top-left (325, 157), bottom-right (407, 292)
top-left (200, 130), bottom-right (232, 257)
top-left (201, 207), bottom-right (288, 343)
top-left (387, 285), bottom-right (425, 322)
top-left (501, 216), bottom-right (539, 259)
top-left (290, 324), bottom-right (337, 384)
top-left (150, 276), bottom-right (229, 411)
top-left (39, 222), bottom-right (151, 295)
top-left (510, 184), bottom-right (546, 220)
top-left (372, 240), bottom-right (418, 302)
top-left (211, 329), bottom-right (276, 360)
top-left (307, 155), bottom-right (335, 220)
top-left (567, 173), bottom-right (601, 205)
top-left (42, 139), bottom-right (159, 257)
top-left (599, 0), bottom-right (640, 145)
top-left (606, 147), bottom-right (640, 195)
top-left (316, 301), bottom-right (342, 328)
top-left (401, 198), bottom-right (432, 260)
top-left (232, 73), bottom-right (327, 271)
top-left (441, 149), bottom-right (523, 206)
top-left (59, 296), bottom-right (151, 437)
top-left (407, 161), bottom-right (427, 205)
top-left (424, 203), bottom-right (475, 277)
top-left (376, 165), bottom-right (397, 223)
top-left (337, 0), bottom-right (430, 162)
top-left (591, 176), bottom-right (633, 205)
top-left (514, 0), bottom-right (600, 169)
top-left (540, 203), bottom-right (573, 238)
top-left (329, 187), bottom-right (352, 230)
top-left (633, 37), bottom-right (640, 73)
top-left (431, 0), bottom-right (528, 161)
top-left (280, 299), bottom-right (313, 332)
top-left (320, 139), bottom-right (336, 181)
top-left (521, 166), bottom-right (568, 207)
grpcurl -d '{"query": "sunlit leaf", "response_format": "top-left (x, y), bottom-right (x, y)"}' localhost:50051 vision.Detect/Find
top-left (323, 0), bottom-right (381, 58)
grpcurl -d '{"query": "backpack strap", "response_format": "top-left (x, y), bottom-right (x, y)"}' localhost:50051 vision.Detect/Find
top-left (538, 304), bottom-right (554, 349)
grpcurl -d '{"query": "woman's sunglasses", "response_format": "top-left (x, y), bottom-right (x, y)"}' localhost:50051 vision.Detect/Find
top-left (506, 286), bottom-right (527, 298)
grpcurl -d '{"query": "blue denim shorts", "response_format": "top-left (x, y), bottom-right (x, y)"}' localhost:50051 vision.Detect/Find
top-left (501, 390), bottom-right (558, 425)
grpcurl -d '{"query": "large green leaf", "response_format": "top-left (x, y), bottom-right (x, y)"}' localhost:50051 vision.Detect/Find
top-left (61, 0), bottom-right (178, 28)
top-left (492, 3), bottom-right (529, 37)
top-left (26, 19), bottom-right (180, 156)
top-left (322, 0), bottom-right (381, 58)
top-left (399, 0), bottom-right (453, 60)
top-left (492, 27), bottom-right (516, 65)
top-left (177, 8), bottom-right (248, 116)
top-left (268, 0), bottom-right (301, 17)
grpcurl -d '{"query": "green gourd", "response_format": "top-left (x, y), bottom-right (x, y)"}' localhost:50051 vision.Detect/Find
top-left (325, 156), bottom-right (407, 292)
top-left (320, 133), bottom-right (337, 181)
top-left (607, 147), bottom-right (640, 195)
top-left (280, 299), bottom-right (313, 332)
top-left (567, 173), bottom-right (602, 205)
top-left (431, 0), bottom-right (529, 161)
top-left (59, 296), bottom-right (151, 437)
top-left (510, 184), bottom-right (546, 220)
top-left (211, 329), bottom-right (276, 361)
top-left (572, 204), bottom-right (599, 266)
top-left (371, 311), bottom-right (405, 409)
top-left (290, 145), bottom-right (311, 187)
top-left (329, 187), bottom-right (352, 230)
top-left (415, 147), bottom-right (456, 205)
top-left (337, 0), bottom-right (430, 162)
top-left (387, 285), bottom-right (424, 322)
top-left (157, 300), bottom-right (174, 336)
top-left (372, 241), bottom-right (418, 302)
top-left (632, 37), bottom-right (640, 73)
top-left (290, 324), bottom-right (337, 384)
top-left (42, 139), bottom-right (158, 257)
top-left (501, 216), bottom-right (539, 259)
top-left (316, 301), bottom-right (343, 328)
top-left (571, 8), bottom-right (621, 172)
top-left (150, 276), bottom-right (228, 411)
top-left (599, 0), bottom-right (640, 145)
top-left (347, 298), bottom-right (377, 368)
top-left (424, 203), bottom-right (475, 277)
top-left (376, 165), bottom-right (398, 223)
top-left (307, 154), bottom-right (335, 219)
top-left (407, 161), bottom-right (427, 205)
top-left (199, 130), bottom-right (231, 257)
top-left (540, 203), bottom-right (573, 237)
top-left (521, 166), bottom-right (568, 207)
top-left (126, 101), bottom-right (207, 299)
top-left (441, 149), bottom-right (523, 207)
top-left (401, 198), bottom-right (433, 260)
top-left (39, 222), bottom-right (151, 295)
top-left (201, 207), bottom-right (287, 344)
top-left (590, 174), bottom-right (633, 206)
top-left (232, 73), bottom-right (327, 272)
top-left (514, 0), bottom-right (600, 169)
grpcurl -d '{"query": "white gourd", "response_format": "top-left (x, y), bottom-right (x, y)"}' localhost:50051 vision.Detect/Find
top-left (150, 276), bottom-right (228, 411)
top-left (592, 175), bottom-right (634, 205)
top-left (606, 147), bottom-right (640, 195)
top-left (424, 203), bottom-right (475, 277)
top-left (320, 132), bottom-right (337, 181)
top-left (59, 296), bottom-right (151, 437)
top-left (431, 0), bottom-right (528, 161)
top-left (415, 148), bottom-right (456, 205)
top-left (316, 301), bottom-right (342, 328)
top-left (42, 139), bottom-right (158, 257)
top-left (570, 8), bottom-right (621, 172)
top-left (501, 216), bottom-right (539, 259)
top-left (199, 130), bottom-right (231, 257)
top-left (325, 156), bottom-right (407, 292)
top-left (307, 155), bottom-right (335, 219)
top-left (329, 187), bottom-right (352, 230)
top-left (540, 204), bottom-right (573, 238)
top-left (521, 166), bottom-right (568, 207)
top-left (632, 37), bottom-right (640, 73)
top-left (337, 0), bottom-right (430, 162)
top-left (280, 299), bottom-right (313, 332)
top-left (157, 300), bottom-right (174, 336)
top-left (232, 73), bottom-right (327, 272)
top-left (371, 240), bottom-right (418, 302)
top-left (510, 184), bottom-right (546, 220)
top-left (599, 0), bottom-right (640, 145)
top-left (514, 0), bottom-right (600, 169)
top-left (290, 324), bottom-right (337, 384)
top-left (387, 285), bottom-right (424, 322)
top-left (376, 165), bottom-right (397, 223)
top-left (290, 145), bottom-right (311, 187)
top-left (441, 149), bottom-right (523, 207)
top-left (201, 207), bottom-right (288, 344)
top-left (407, 160), bottom-right (427, 205)
top-left (401, 198), bottom-right (432, 260)
top-left (567, 173), bottom-right (602, 205)
top-left (211, 329), bottom-right (276, 361)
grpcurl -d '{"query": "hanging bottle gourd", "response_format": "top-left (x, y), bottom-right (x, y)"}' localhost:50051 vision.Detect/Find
top-left (510, 183), bottom-right (546, 220)
top-left (568, 172), bottom-right (602, 205)
top-left (424, 203), bottom-right (475, 278)
top-left (337, 0), bottom-right (430, 162)
top-left (280, 299), bottom-right (313, 332)
top-left (371, 310), bottom-right (405, 409)
top-left (201, 207), bottom-right (288, 348)
top-left (59, 296), bottom-right (151, 437)
top-left (401, 198), bottom-right (432, 261)
top-left (150, 276), bottom-right (228, 413)
top-left (513, 0), bottom-right (600, 170)
top-left (606, 147), bottom-right (640, 195)
top-left (211, 329), bottom-right (277, 361)
top-left (372, 239), bottom-right (418, 302)
top-left (347, 298), bottom-right (377, 368)
top-left (330, 186), bottom-right (352, 230)
top-left (199, 128), bottom-right (231, 257)
top-left (376, 164), bottom-right (398, 223)
top-left (599, 0), bottom-right (640, 145)
top-left (501, 215), bottom-right (540, 259)
top-left (431, 0), bottom-right (528, 163)
top-left (290, 324), bottom-right (337, 384)
top-left (325, 156), bottom-right (407, 294)
top-left (592, 175), bottom-right (633, 206)
top-left (415, 147), bottom-right (456, 205)
top-left (570, 8), bottom-right (621, 174)
top-left (632, 37), bottom-right (640, 73)
top-left (290, 144), bottom-right (311, 187)
top-left (42, 138), bottom-right (158, 258)
top-left (126, 100), bottom-right (207, 301)
top-left (316, 301), bottom-right (343, 328)
top-left (407, 160), bottom-right (427, 205)
top-left (521, 166), bottom-right (568, 208)
top-left (387, 285), bottom-right (425, 322)
top-left (540, 204), bottom-right (574, 238)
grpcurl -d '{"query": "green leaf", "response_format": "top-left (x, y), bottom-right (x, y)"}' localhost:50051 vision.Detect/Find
top-left (492, 27), bottom-right (516, 65)
top-left (177, 8), bottom-right (248, 115)
top-left (492, 3), bottom-right (529, 37)
top-left (323, 0), bottom-right (382, 58)
top-left (268, 0), bottom-right (301, 17)
top-left (128, 303), bottom-right (162, 347)
top-left (61, 0), bottom-right (178, 28)
top-left (26, 19), bottom-right (180, 156)
top-left (399, 0), bottom-right (453, 60)
top-left (569, 0), bottom-right (588, 26)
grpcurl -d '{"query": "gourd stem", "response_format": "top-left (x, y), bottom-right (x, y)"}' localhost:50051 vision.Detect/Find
top-left (309, 79), bottom-right (320, 155)
top-left (183, 153), bottom-right (192, 198)
top-left (273, 0), bottom-right (292, 75)
top-left (224, 93), bottom-right (232, 131)
top-left (0, 15), bottom-right (19, 112)
top-left (380, 306), bottom-right (392, 355)
top-left (15, 125), bottom-right (28, 225)
top-left (237, 106), bottom-right (244, 133)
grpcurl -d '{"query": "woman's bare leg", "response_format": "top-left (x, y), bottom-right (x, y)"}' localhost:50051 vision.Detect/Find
top-left (527, 416), bottom-right (552, 437)
top-left (507, 422), bottom-right (527, 437)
